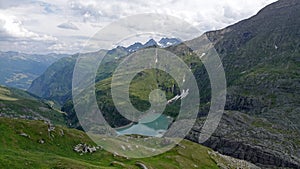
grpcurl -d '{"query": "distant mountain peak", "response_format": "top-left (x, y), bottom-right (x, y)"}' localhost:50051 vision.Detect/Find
top-left (125, 37), bottom-right (181, 52)
top-left (126, 42), bottom-right (144, 52)
top-left (143, 39), bottom-right (158, 47)
top-left (158, 37), bottom-right (181, 47)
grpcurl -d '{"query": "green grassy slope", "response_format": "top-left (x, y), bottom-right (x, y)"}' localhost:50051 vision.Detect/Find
top-left (0, 86), bottom-right (65, 125)
top-left (0, 117), bottom-right (256, 169)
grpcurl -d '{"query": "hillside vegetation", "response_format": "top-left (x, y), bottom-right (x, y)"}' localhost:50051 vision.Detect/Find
top-left (0, 86), bottom-right (65, 125)
top-left (0, 117), bottom-right (258, 169)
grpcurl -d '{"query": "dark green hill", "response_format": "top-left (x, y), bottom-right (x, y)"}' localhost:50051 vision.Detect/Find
top-left (27, 55), bottom-right (78, 105)
top-left (28, 47), bottom-right (129, 105)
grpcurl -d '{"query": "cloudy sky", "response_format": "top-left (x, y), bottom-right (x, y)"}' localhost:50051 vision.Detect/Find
top-left (0, 0), bottom-right (277, 54)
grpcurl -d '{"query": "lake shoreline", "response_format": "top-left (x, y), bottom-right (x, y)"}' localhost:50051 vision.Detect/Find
top-left (114, 122), bottom-right (135, 130)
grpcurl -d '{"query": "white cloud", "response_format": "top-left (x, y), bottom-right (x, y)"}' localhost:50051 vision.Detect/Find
top-left (0, 0), bottom-right (33, 9)
top-left (0, 12), bottom-right (57, 41)
top-left (57, 22), bottom-right (79, 30)
top-left (0, 0), bottom-right (277, 54)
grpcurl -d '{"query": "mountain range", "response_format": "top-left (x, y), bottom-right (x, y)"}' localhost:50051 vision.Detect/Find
top-left (1, 0), bottom-right (300, 168)
top-left (27, 0), bottom-right (300, 168)
top-left (0, 51), bottom-right (67, 90)
top-left (28, 38), bottom-right (181, 105)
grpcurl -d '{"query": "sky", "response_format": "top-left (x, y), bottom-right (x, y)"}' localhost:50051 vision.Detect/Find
top-left (0, 0), bottom-right (277, 54)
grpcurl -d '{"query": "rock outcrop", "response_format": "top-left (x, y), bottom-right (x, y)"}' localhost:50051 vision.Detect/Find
top-left (73, 143), bottom-right (101, 154)
top-left (187, 111), bottom-right (300, 168)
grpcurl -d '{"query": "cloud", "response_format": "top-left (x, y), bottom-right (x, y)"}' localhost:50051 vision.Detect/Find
top-left (57, 22), bottom-right (79, 30)
top-left (0, 12), bottom-right (57, 41)
top-left (0, 0), bottom-right (33, 9)
top-left (0, 0), bottom-right (277, 54)
top-left (58, 0), bottom-right (278, 34)
top-left (0, 11), bottom-right (59, 54)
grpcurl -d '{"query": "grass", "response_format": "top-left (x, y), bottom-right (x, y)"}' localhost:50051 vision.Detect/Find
top-left (0, 87), bottom-right (18, 101)
top-left (0, 86), bottom-right (66, 125)
top-left (0, 117), bottom-right (228, 168)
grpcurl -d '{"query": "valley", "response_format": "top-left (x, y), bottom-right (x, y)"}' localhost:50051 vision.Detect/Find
top-left (0, 0), bottom-right (300, 168)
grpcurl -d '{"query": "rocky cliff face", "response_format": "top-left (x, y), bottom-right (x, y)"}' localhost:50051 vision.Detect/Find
top-left (187, 111), bottom-right (300, 168)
